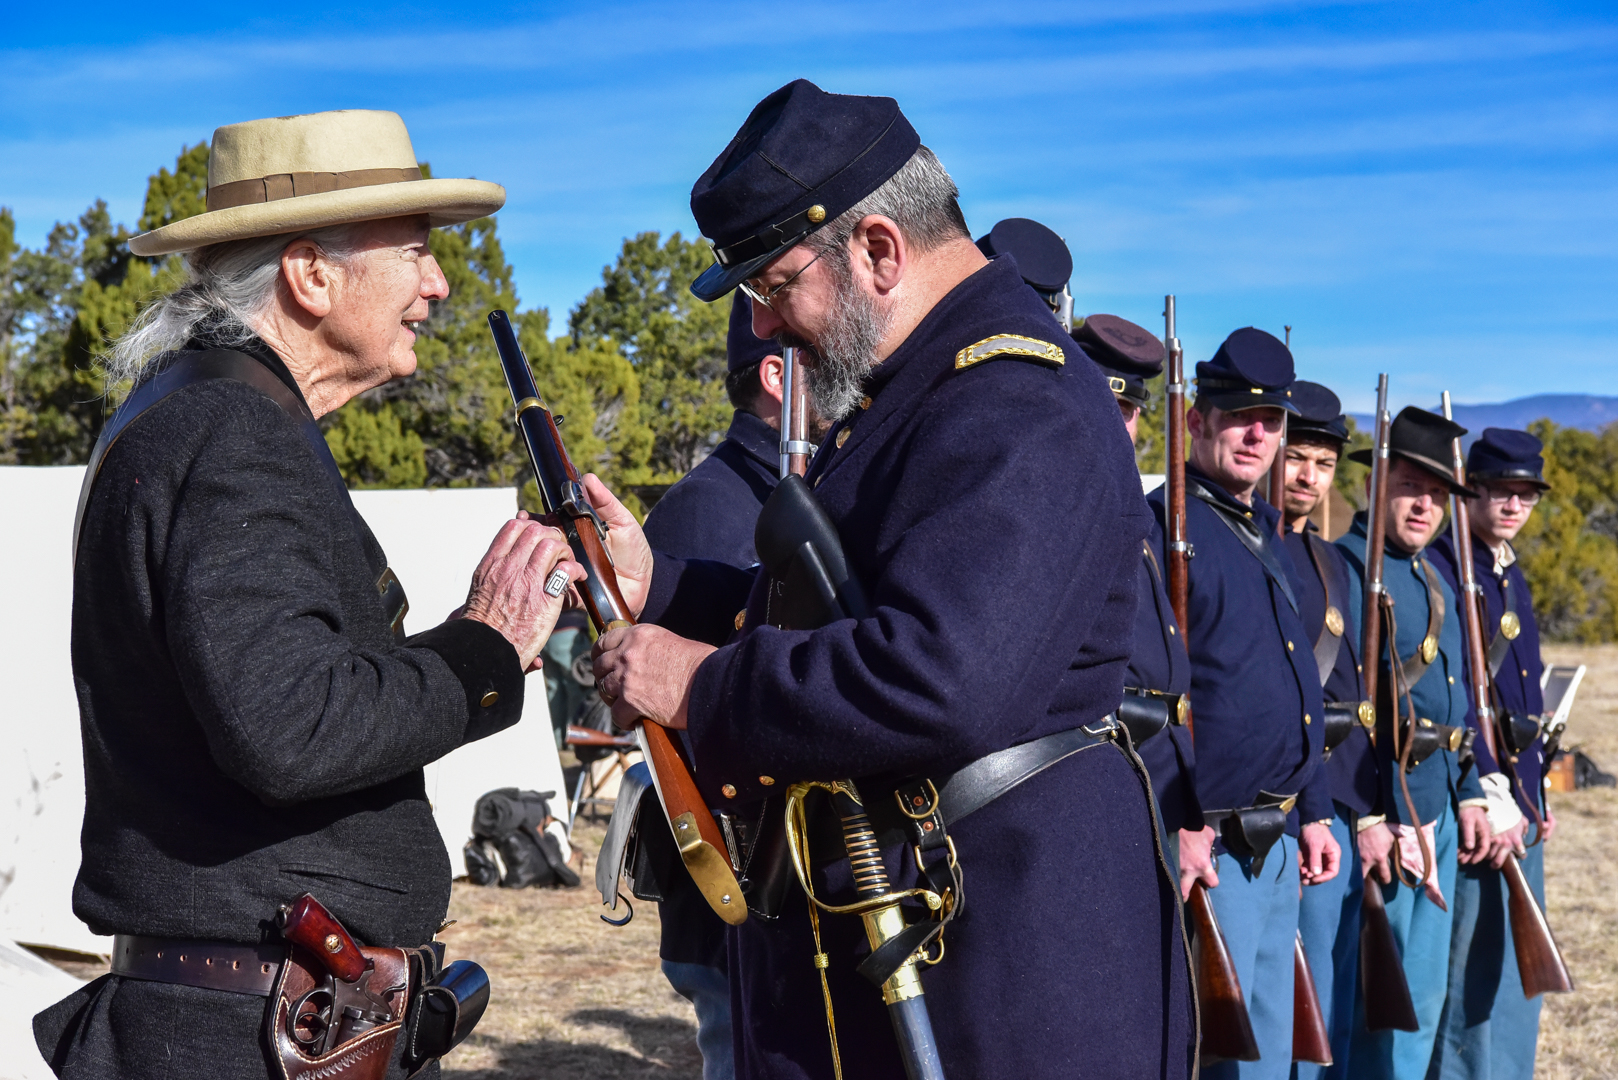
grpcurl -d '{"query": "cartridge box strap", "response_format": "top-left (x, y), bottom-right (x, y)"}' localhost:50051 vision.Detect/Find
top-left (1486, 572), bottom-right (1519, 678)
top-left (1303, 531), bottom-right (1347, 688)
top-left (1397, 558), bottom-right (1445, 688)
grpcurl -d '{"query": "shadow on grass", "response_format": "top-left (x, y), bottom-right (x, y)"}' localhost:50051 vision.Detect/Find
top-left (444, 1011), bottom-right (701, 1080)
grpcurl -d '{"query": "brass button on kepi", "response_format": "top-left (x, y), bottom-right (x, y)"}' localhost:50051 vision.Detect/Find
top-left (759, 775), bottom-right (775, 786)
top-left (807, 204), bottom-right (826, 223)
top-left (721, 784), bottom-right (737, 799)
top-left (836, 428), bottom-right (850, 448)
top-left (480, 691), bottom-right (500, 708)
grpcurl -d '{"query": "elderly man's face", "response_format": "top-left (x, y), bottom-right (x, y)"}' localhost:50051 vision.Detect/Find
top-left (326, 216), bottom-right (448, 385)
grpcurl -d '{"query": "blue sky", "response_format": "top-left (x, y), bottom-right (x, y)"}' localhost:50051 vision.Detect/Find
top-left (3, 1), bottom-right (1614, 411)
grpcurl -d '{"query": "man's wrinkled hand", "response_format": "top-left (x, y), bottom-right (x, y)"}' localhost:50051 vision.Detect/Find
top-left (1300, 822), bottom-right (1342, 887)
top-left (1458, 805), bottom-right (1492, 866)
top-left (460, 517), bottom-right (585, 670)
top-left (581, 474), bottom-right (654, 618)
top-left (591, 623), bottom-right (716, 730)
top-left (1178, 826), bottom-right (1219, 901)
top-left (1487, 818), bottom-right (1528, 870)
top-left (1359, 822), bottom-right (1396, 884)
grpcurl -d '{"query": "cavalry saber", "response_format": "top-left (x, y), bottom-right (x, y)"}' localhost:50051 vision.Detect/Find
top-left (486, 309), bottom-right (746, 926)
top-left (1162, 296), bottom-right (1261, 1063)
top-left (1440, 392), bottom-right (1573, 998)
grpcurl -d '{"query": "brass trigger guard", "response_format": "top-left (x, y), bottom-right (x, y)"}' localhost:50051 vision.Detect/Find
top-left (783, 782), bottom-right (943, 919)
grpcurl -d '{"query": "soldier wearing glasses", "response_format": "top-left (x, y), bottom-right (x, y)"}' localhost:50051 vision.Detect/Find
top-left (587, 79), bottom-right (1193, 1079)
top-left (1427, 429), bottom-right (1556, 1080)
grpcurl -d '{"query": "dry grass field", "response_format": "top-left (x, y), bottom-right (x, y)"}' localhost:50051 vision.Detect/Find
top-left (39, 649), bottom-right (1618, 1078)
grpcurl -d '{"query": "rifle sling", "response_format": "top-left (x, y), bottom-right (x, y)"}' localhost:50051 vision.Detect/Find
top-left (1186, 478), bottom-right (1298, 614)
top-left (1303, 530), bottom-right (1346, 689)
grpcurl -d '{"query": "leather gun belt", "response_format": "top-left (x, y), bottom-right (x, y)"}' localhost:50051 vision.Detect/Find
top-left (112, 934), bottom-right (287, 996)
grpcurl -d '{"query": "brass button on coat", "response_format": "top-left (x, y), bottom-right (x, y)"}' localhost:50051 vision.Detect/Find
top-left (721, 784), bottom-right (737, 799)
top-left (734, 609), bottom-right (747, 630)
top-left (759, 776), bottom-right (775, 786)
top-left (480, 691), bottom-right (500, 708)
top-left (836, 428), bottom-right (850, 448)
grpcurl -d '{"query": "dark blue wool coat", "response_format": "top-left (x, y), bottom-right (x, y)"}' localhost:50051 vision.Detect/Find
top-left (644, 409), bottom-right (779, 569)
top-left (1127, 538), bottom-right (1203, 834)
top-left (1147, 468), bottom-right (1331, 833)
top-left (640, 407), bottom-right (780, 969)
top-left (642, 257), bottom-right (1194, 1080)
top-left (1282, 525), bottom-right (1378, 815)
top-left (1338, 515), bottom-right (1484, 825)
top-left (1428, 534), bottom-right (1546, 818)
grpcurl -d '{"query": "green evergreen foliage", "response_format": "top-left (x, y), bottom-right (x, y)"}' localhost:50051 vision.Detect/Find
top-left (569, 232), bottom-right (730, 481)
top-left (1516, 419), bottom-right (1618, 642)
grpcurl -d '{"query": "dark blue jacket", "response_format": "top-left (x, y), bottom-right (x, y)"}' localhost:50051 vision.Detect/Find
top-left (1282, 525), bottom-right (1378, 815)
top-left (1128, 538), bottom-right (1202, 833)
top-left (1338, 515), bottom-right (1485, 826)
top-left (640, 407), bottom-right (780, 970)
top-left (644, 409), bottom-right (779, 567)
top-left (1148, 465), bottom-right (1331, 833)
top-left (1428, 533), bottom-right (1545, 818)
top-left (643, 256), bottom-right (1192, 1080)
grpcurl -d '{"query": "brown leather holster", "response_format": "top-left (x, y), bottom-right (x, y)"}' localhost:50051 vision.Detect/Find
top-left (269, 944), bottom-right (415, 1080)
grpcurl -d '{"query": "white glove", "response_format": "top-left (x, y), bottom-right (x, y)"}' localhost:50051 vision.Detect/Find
top-left (1480, 772), bottom-right (1525, 835)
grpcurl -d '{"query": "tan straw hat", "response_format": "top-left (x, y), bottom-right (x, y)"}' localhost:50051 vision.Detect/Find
top-left (128, 109), bottom-right (506, 256)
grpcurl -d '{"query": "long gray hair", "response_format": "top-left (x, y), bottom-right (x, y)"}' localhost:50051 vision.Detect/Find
top-left (108, 223), bottom-right (365, 386)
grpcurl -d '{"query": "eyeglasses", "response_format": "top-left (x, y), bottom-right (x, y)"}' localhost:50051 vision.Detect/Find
top-left (1477, 485), bottom-right (1541, 507)
top-left (738, 249), bottom-right (823, 311)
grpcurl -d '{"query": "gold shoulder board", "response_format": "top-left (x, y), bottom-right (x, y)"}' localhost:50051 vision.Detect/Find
top-left (954, 334), bottom-right (1065, 371)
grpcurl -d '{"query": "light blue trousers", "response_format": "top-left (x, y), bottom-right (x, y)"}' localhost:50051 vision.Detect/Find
top-left (1426, 841), bottom-right (1546, 1080)
top-left (662, 959), bottom-right (736, 1080)
top-left (1349, 799), bottom-right (1458, 1080)
top-left (1202, 833), bottom-right (1300, 1080)
top-left (1293, 808), bottom-right (1362, 1080)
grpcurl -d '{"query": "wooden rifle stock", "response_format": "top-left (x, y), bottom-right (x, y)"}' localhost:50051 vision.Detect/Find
top-left (486, 310), bottom-right (746, 926)
top-left (1359, 875), bottom-right (1419, 1031)
top-left (1440, 393), bottom-right (1572, 997)
top-left (1188, 882), bottom-right (1260, 1061)
top-left (1360, 375), bottom-right (1391, 750)
top-left (1292, 931), bottom-right (1332, 1064)
top-left (1163, 297), bottom-right (1259, 1062)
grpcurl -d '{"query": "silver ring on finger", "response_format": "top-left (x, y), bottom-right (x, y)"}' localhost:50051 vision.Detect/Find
top-left (544, 567), bottom-right (570, 597)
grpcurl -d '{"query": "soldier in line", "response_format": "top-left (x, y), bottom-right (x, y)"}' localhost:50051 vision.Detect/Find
top-left (1336, 408), bottom-right (1492, 1080)
top-left (1276, 382), bottom-right (1376, 1078)
top-left (636, 293), bottom-right (795, 1080)
top-left (590, 79), bottom-right (1193, 1078)
top-left (1074, 315), bottom-right (1204, 878)
top-left (1147, 329), bottom-right (1337, 1079)
top-left (1427, 428), bottom-right (1557, 1080)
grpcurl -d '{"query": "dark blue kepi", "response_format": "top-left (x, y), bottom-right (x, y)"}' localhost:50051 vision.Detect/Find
top-left (1196, 327), bottom-right (1301, 414)
top-left (688, 79), bottom-right (920, 301)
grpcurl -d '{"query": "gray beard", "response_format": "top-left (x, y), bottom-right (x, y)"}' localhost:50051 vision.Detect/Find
top-left (779, 257), bottom-right (891, 424)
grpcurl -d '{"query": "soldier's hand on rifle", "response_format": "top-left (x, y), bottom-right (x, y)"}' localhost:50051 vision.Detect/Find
top-left (581, 473), bottom-right (655, 618)
top-left (1540, 806), bottom-right (1557, 843)
top-left (1299, 822), bottom-right (1341, 886)
top-left (461, 517), bottom-right (586, 671)
top-left (1457, 805), bottom-right (1492, 865)
top-left (591, 624), bottom-right (716, 731)
top-left (1358, 821), bottom-right (1397, 884)
top-left (1486, 818), bottom-right (1529, 869)
top-left (1177, 826), bottom-right (1219, 899)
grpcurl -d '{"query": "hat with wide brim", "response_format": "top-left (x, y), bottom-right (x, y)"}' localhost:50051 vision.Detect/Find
top-left (128, 110), bottom-right (505, 257)
top-left (1347, 405), bottom-right (1476, 497)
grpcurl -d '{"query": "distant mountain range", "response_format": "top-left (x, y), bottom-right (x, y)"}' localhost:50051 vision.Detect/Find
top-left (1349, 394), bottom-right (1618, 440)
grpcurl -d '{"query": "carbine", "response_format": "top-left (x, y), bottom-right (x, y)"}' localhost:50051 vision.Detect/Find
top-left (1162, 296), bottom-right (1260, 1062)
top-left (486, 309), bottom-right (745, 927)
top-left (1356, 375), bottom-right (1419, 1032)
top-left (1440, 392), bottom-right (1573, 999)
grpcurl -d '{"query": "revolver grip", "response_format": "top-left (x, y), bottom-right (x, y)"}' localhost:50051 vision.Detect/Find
top-left (279, 893), bottom-right (368, 982)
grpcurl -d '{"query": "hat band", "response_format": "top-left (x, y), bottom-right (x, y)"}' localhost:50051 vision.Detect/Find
top-left (1470, 467), bottom-right (1545, 484)
top-left (207, 166), bottom-right (425, 212)
top-left (1196, 375), bottom-right (1281, 395)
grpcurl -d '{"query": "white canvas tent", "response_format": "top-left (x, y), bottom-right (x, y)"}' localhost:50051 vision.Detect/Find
top-left (0, 467), bottom-right (570, 961)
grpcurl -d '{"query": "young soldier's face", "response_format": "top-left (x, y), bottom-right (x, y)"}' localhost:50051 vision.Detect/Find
top-left (1469, 480), bottom-right (1541, 545)
top-left (1284, 440), bottom-right (1339, 520)
top-left (1382, 458), bottom-right (1450, 552)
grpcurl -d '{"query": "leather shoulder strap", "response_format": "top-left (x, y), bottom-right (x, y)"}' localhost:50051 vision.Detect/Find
top-left (1398, 557), bottom-right (1447, 688)
top-left (72, 349), bottom-right (341, 563)
top-left (1186, 477), bottom-right (1299, 614)
top-left (1304, 531), bottom-right (1345, 688)
top-left (1486, 567), bottom-right (1519, 678)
